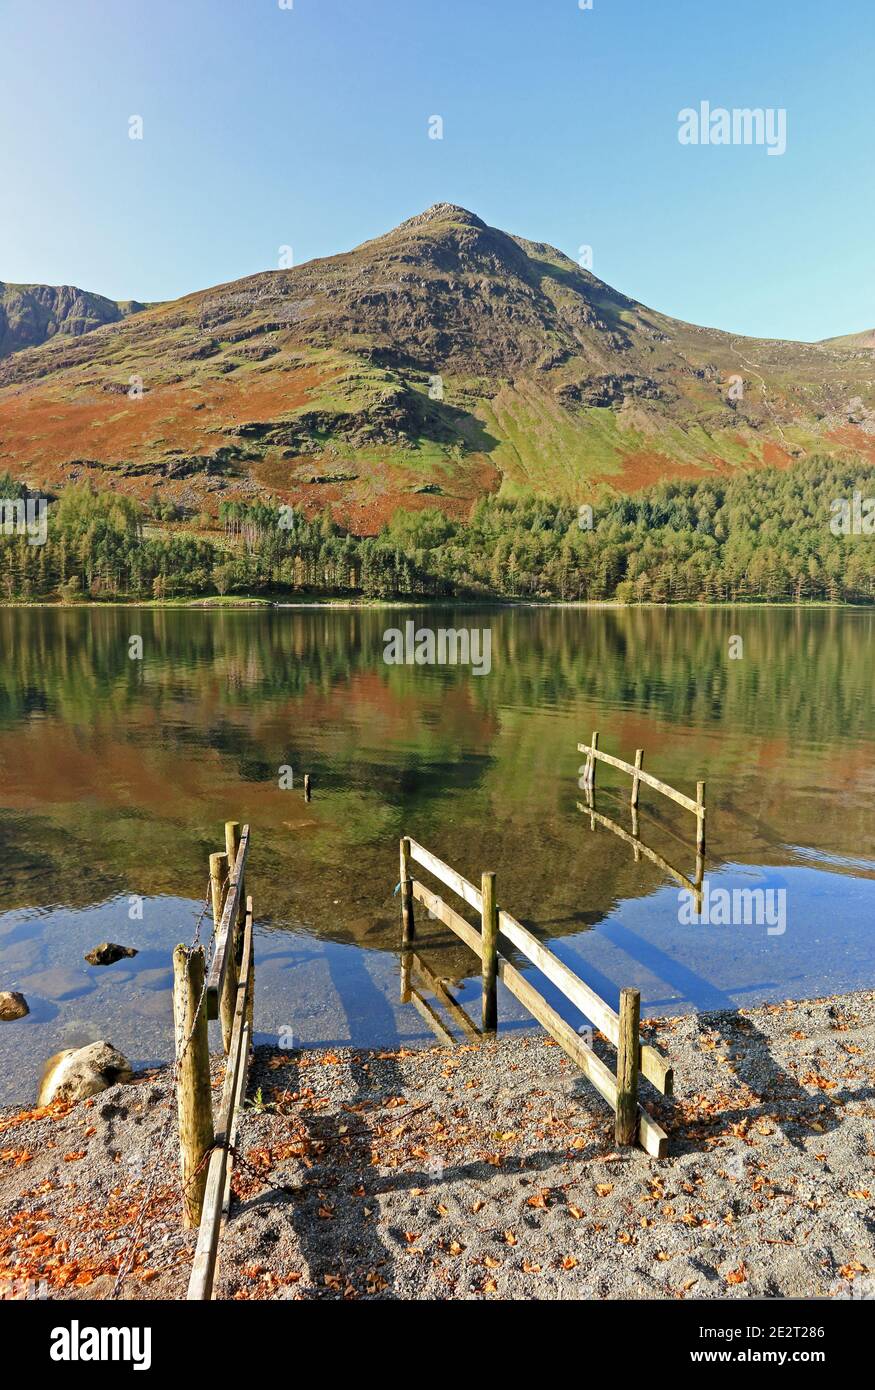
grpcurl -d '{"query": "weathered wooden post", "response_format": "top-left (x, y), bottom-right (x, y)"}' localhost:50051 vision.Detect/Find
top-left (631, 749), bottom-right (644, 809)
top-left (304, 774), bottom-right (312, 802)
top-left (481, 870), bottom-right (498, 1033)
top-left (244, 894), bottom-right (255, 1035)
top-left (399, 837), bottom-right (415, 946)
top-left (615, 986), bottom-right (640, 1146)
top-left (225, 821), bottom-right (244, 929)
top-left (587, 730), bottom-right (599, 789)
top-left (173, 944), bottom-right (214, 1228)
top-left (696, 781), bottom-right (706, 855)
top-left (208, 851), bottom-right (228, 1028)
top-left (209, 851), bottom-right (227, 926)
top-left (217, 825), bottom-right (242, 1055)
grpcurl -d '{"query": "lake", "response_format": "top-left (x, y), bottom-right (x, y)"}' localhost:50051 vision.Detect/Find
top-left (1, 605), bottom-right (873, 1104)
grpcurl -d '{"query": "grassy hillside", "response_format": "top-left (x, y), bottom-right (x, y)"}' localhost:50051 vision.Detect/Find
top-left (2, 204), bottom-right (875, 535)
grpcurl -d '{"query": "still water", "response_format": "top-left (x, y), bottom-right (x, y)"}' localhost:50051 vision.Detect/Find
top-left (0, 606), bottom-right (872, 1103)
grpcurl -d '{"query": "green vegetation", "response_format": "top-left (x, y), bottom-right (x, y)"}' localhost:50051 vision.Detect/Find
top-left (1, 458), bottom-right (874, 604)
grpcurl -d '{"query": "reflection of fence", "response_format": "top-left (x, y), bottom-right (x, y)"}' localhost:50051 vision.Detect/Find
top-left (399, 837), bottom-right (671, 1157)
top-left (578, 732), bottom-right (706, 854)
top-left (577, 788), bottom-right (704, 910)
top-left (401, 947), bottom-right (481, 1044)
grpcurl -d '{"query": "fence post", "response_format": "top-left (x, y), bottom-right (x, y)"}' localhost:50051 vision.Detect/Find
top-left (244, 894), bottom-right (255, 1035)
top-left (631, 749), bottom-right (643, 809)
top-left (225, 821), bottom-right (244, 930)
top-left (217, 825), bottom-right (242, 1055)
top-left (615, 987), bottom-right (640, 1146)
top-left (208, 851), bottom-right (228, 1026)
top-left (481, 870), bottom-right (498, 1033)
top-left (696, 781), bottom-right (706, 855)
top-left (173, 944), bottom-right (214, 1228)
top-left (304, 774), bottom-right (312, 802)
top-left (399, 837), bottom-right (415, 946)
top-left (209, 851), bottom-right (227, 930)
top-left (587, 730), bottom-right (599, 789)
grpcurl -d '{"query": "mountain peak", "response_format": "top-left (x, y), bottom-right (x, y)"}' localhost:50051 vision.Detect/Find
top-left (394, 203), bottom-right (487, 233)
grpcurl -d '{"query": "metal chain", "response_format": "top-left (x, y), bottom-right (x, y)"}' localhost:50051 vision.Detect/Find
top-left (225, 1145), bottom-right (304, 1201)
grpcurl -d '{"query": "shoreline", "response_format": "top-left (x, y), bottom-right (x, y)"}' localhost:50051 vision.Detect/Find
top-left (2, 988), bottom-right (872, 1300)
top-left (0, 597), bottom-right (868, 612)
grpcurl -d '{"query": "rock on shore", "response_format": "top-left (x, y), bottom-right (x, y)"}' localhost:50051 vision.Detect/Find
top-left (37, 1041), bottom-right (132, 1105)
top-left (0, 991), bottom-right (29, 1021)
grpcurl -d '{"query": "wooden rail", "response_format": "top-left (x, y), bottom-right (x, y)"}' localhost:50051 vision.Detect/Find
top-left (206, 824), bottom-right (250, 1020)
top-left (578, 733), bottom-right (706, 853)
top-left (402, 839), bottom-right (670, 1157)
top-left (170, 817), bottom-right (262, 1300)
top-left (188, 893), bottom-right (254, 1300)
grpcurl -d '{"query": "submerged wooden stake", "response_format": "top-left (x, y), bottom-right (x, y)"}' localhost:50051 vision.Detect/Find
top-left (399, 836), bottom-right (415, 947)
top-left (480, 870), bottom-right (498, 1033)
top-left (696, 781), bottom-right (706, 855)
top-left (616, 987), bottom-right (640, 1146)
top-left (588, 730), bottom-right (599, 789)
top-left (172, 944), bottom-right (214, 1228)
top-left (631, 748), bottom-right (644, 809)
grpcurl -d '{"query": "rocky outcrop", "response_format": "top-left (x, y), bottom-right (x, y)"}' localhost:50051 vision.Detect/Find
top-left (0, 282), bottom-right (145, 359)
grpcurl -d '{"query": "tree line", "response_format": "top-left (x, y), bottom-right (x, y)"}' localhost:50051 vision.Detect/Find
top-left (1, 457), bottom-right (874, 603)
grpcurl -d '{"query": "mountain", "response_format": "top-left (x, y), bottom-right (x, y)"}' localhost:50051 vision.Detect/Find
top-left (0, 282), bottom-right (146, 358)
top-left (1, 203), bottom-right (874, 532)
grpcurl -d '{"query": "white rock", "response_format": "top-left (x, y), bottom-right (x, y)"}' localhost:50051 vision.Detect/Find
top-left (37, 1041), bottom-right (132, 1105)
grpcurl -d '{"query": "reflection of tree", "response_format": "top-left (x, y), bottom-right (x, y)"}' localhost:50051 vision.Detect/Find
top-left (0, 608), bottom-right (871, 955)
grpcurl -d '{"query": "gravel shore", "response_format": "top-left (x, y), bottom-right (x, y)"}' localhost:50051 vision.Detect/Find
top-left (2, 990), bottom-right (873, 1301)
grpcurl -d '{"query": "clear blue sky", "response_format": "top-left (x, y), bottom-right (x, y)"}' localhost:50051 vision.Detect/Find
top-left (1, 0), bottom-right (872, 341)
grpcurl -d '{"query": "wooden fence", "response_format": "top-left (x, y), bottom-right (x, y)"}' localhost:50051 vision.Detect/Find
top-left (578, 732), bottom-right (706, 855)
top-left (169, 821), bottom-right (255, 1301)
top-left (399, 837), bottom-right (670, 1157)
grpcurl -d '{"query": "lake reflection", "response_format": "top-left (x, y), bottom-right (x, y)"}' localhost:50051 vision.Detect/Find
top-left (0, 605), bottom-right (872, 1102)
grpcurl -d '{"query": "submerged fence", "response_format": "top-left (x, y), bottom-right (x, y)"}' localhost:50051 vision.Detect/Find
top-left (578, 732), bottom-right (706, 855)
top-left (399, 836), bottom-right (671, 1157)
